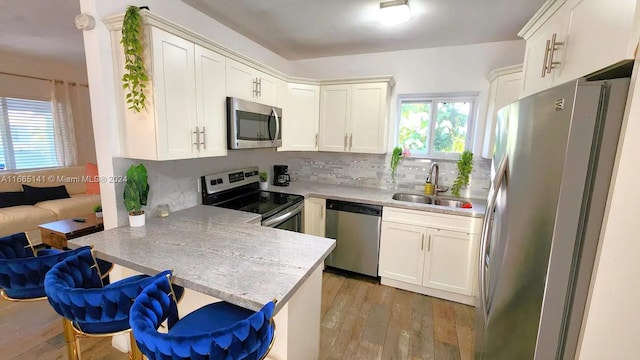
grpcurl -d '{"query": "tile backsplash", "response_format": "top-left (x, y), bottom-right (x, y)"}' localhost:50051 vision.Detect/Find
top-left (113, 149), bottom-right (490, 225)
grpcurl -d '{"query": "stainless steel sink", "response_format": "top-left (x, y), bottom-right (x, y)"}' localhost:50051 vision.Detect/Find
top-left (391, 193), bottom-right (433, 204)
top-left (434, 199), bottom-right (465, 208)
top-left (392, 193), bottom-right (468, 208)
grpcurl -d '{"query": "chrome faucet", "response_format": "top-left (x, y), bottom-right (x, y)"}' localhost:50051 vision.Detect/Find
top-left (428, 162), bottom-right (449, 195)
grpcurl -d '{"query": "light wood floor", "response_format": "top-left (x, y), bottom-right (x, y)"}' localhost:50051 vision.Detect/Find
top-left (320, 271), bottom-right (475, 360)
top-left (0, 271), bottom-right (474, 359)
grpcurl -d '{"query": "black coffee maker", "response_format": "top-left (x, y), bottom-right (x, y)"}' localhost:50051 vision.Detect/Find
top-left (273, 165), bottom-right (291, 186)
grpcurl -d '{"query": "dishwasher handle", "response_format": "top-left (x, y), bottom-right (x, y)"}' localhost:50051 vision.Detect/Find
top-left (326, 199), bottom-right (382, 216)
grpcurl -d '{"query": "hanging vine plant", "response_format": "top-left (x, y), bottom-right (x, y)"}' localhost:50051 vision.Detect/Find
top-left (121, 6), bottom-right (148, 112)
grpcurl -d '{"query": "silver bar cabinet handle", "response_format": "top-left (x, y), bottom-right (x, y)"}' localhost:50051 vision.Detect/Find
top-left (315, 133), bottom-right (319, 148)
top-left (344, 134), bottom-right (348, 150)
top-left (542, 39), bottom-right (551, 78)
top-left (349, 134), bottom-right (353, 150)
top-left (193, 126), bottom-right (200, 151)
top-left (421, 234), bottom-right (425, 250)
top-left (200, 127), bottom-right (206, 149)
top-left (547, 33), bottom-right (563, 73)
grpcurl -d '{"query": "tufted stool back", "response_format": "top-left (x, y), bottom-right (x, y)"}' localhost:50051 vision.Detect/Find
top-left (44, 247), bottom-right (162, 335)
top-left (0, 240), bottom-right (89, 300)
top-left (0, 233), bottom-right (35, 260)
top-left (130, 273), bottom-right (276, 360)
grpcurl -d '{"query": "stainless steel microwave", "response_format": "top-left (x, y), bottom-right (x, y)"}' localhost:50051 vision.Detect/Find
top-left (227, 97), bottom-right (282, 149)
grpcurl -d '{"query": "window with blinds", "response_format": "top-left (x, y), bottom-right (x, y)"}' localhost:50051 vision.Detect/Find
top-left (0, 97), bottom-right (60, 170)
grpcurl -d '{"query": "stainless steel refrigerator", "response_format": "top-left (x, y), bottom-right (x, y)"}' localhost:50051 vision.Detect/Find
top-left (475, 78), bottom-right (630, 360)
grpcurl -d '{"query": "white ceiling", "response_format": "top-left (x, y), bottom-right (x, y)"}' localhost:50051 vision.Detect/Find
top-left (183, 0), bottom-right (547, 60)
top-left (0, 0), bottom-right (85, 63)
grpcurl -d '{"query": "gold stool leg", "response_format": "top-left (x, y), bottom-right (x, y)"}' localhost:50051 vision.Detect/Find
top-left (62, 318), bottom-right (81, 360)
top-left (129, 331), bottom-right (143, 360)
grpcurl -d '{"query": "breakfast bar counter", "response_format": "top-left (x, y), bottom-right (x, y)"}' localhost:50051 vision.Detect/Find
top-left (69, 205), bottom-right (336, 359)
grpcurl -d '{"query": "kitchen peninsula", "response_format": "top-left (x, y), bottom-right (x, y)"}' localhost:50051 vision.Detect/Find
top-left (69, 205), bottom-right (336, 360)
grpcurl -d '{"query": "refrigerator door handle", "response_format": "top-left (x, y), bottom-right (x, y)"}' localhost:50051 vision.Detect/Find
top-left (479, 156), bottom-right (509, 323)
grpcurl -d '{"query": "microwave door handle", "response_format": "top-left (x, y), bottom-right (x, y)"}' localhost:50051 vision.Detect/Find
top-left (272, 108), bottom-right (280, 146)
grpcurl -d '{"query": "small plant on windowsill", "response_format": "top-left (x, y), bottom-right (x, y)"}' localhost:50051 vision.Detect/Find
top-left (451, 150), bottom-right (474, 197)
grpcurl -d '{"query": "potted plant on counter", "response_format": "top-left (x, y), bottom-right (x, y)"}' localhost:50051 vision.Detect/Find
top-left (93, 204), bottom-right (103, 219)
top-left (259, 171), bottom-right (269, 191)
top-left (124, 164), bottom-right (149, 227)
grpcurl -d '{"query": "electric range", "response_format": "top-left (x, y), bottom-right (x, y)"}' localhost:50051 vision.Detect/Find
top-left (201, 166), bottom-right (304, 232)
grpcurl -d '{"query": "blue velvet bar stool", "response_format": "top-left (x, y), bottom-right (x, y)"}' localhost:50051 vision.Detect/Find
top-left (0, 233), bottom-right (113, 301)
top-left (130, 272), bottom-right (276, 360)
top-left (0, 233), bottom-right (89, 301)
top-left (44, 247), bottom-right (183, 360)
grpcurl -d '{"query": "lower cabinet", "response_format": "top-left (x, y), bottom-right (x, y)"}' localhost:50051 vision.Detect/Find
top-left (379, 207), bottom-right (482, 305)
top-left (304, 197), bottom-right (326, 237)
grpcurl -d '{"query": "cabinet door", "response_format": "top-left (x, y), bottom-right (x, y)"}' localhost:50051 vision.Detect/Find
top-left (482, 71), bottom-right (522, 158)
top-left (151, 28), bottom-right (197, 160)
top-left (349, 82), bottom-right (388, 154)
top-left (194, 45), bottom-right (227, 158)
top-left (379, 221), bottom-right (426, 285)
top-left (304, 197), bottom-right (325, 237)
top-left (558, 0), bottom-right (636, 83)
top-left (226, 58), bottom-right (255, 101)
top-left (521, 7), bottom-right (567, 98)
top-left (319, 85), bottom-right (350, 152)
top-left (256, 73), bottom-right (278, 107)
top-left (281, 83), bottom-right (320, 151)
top-left (423, 229), bottom-right (479, 296)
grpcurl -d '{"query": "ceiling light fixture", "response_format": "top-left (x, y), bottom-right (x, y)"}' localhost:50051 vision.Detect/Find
top-left (379, 0), bottom-right (411, 26)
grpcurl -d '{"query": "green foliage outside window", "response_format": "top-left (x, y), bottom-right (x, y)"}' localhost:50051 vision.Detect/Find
top-left (398, 99), bottom-right (472, 155)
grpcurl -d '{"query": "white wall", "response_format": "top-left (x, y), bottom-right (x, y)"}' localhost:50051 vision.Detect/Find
top-left (575, 56), bottom-right (640, 360)
top-left (0, 50), bottom-right (88, 82)
top-left (291, 40), bottom-right (526, 155)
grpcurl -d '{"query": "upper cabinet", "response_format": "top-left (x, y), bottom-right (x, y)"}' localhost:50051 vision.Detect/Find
top-left (280, 83), bottom-right (320, 151)
top-left (226, 58), bottom-right (279, 107)
top-left (519, 0), bottom-right (639, 98)
top-left (481, 65), bottom-right (523, 159)
top-left (113, 26), bottom-right (227, 160)
top-left (104, 11), bottom-right (394, 160)
top-left (319, 82), bottom-right (390, 154)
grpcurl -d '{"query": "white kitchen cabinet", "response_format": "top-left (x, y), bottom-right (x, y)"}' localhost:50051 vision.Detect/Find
top-left (226, 58), bottom-right (278, 106)
top-left (194, 46), bottom-right (227, 158)
top-left (482, 65), bottom-right (523, 159)
top-left (423, 229), bottom-right (479, 296)
top-left (520, 3), bottom-right (568, 98)
top-left (319, 85), bottom-right (351, 152)
top-left (113, 27), bottom-right (227, 160)
top-left (280, 83), bottom-right (320, 151)
top-left (319, 82), bottom-right (389, 154)
top-left (304, 197), bottom-right (326, 237)
top-left (379, 207), bottom-right (482, 305)
top-left (558, 0), bottom-right (638, 84)
top-left (350, 83), bottom-right (388, 153)
top-left (519, 0), bottom-right (639, 97)
top-left (379, 221), bottom-right (426, 286)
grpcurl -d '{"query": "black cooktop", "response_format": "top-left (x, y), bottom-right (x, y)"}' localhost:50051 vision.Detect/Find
top-left (213, 190), bottom-right (303, 220)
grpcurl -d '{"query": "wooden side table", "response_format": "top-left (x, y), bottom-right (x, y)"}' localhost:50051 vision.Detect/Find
top-left (39, 214), bottom-right (104, 249)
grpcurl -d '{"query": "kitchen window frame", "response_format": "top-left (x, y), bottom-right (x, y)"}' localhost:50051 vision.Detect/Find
top-left (396, 92), bottom-right (479, 159)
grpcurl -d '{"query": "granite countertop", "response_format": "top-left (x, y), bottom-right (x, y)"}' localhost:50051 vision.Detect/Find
top-left (69, 206), bottom-right (335, 312)
top-left (269, 181), bottom-right (487, 218)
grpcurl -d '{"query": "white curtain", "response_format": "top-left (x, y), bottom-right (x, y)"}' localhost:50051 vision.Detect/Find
top-left (51, 80), bottom-right (78, 167)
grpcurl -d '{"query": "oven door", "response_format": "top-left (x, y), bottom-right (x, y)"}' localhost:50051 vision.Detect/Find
top-left (228, 97), bottom-right (282, 149)
top-left (261, 202), bottom-right (303, 232)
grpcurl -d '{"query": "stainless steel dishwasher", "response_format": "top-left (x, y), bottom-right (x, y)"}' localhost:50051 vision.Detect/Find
top-left (325, 200), bottom-right (382, 277)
